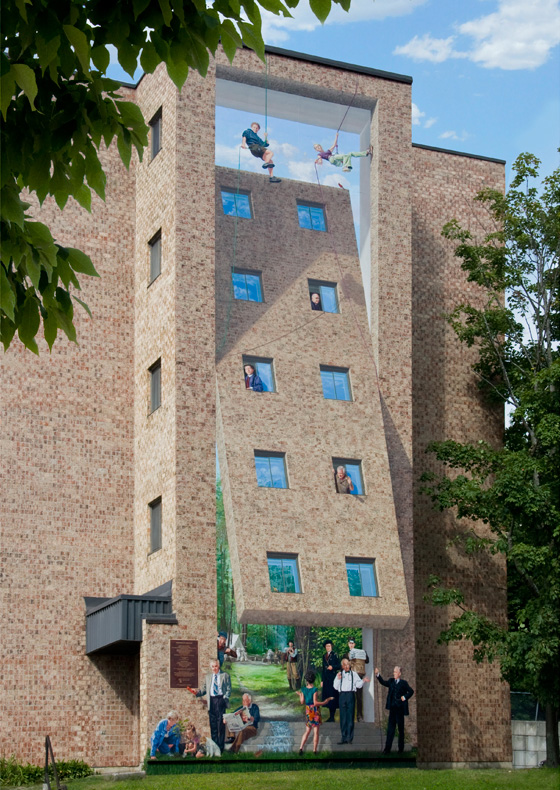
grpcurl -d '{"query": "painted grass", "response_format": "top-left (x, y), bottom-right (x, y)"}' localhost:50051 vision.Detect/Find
top-left (225, 662), bottom-right (301, 715)
top-left (56, 767), bottom-right (559, 790)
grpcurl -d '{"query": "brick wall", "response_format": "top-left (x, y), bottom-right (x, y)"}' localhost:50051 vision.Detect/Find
top-left (411, 145), bottom-right (511, 764)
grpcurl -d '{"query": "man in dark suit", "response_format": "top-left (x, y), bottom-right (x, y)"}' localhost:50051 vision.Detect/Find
top-left (195, 659), bottom-right (232, 751)
top-left (375, 665), bottom-right (414, 754)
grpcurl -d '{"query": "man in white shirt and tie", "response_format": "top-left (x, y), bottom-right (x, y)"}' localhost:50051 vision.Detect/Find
top-left (334, 658), bottom-right (370, 744)
top-left (195, 659), bottom-right (232, 751)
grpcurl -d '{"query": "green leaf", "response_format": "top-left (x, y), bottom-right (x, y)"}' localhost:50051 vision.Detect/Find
top-left (140, 41), bottom-right (160, 74)
top-left (166, 57), bottom-right (190, 91)
top-left (42, 308), bottom-right (58, 350)
top-left (73, 295), bottom-right (93, 319)
top-left (36, 35), bottom-right (62, 75)
top-left (158, 0), bottom-right (173, 26)
top-left (17, 293), bottom-right (40, 354)
top-left (117, 128), bottom-right (132, 169)
top-left (0, 71), bottom-right (16, 119)
top-left (1, 188), bottom-right (26, 228)
top-left (15, 0), bottom-right (30, 23)
top-left (74, 183), bottom-right (92, 212)
top-left (133, 0), bottom-right (151, 18)
top-left (237, 22), bottom-right (265, 61)
top-left (220, 26), bottom-right (241, 63)
top-left (11, 64), bottom-right (38, 109)
top-left (66, 247), bottom-right (99, 277)
top-left (116, 100), bottom-right (146, 129)
top-left (0, 265), bottom-right (16, 321)
top-left (309, 0), bottom-right (331, 23)
top-left (63, 24), bottom-right (91, 75)
top-left (1, 314), bottom-right (17, 351)
top-left (91, 45), bottom-right (110, 73)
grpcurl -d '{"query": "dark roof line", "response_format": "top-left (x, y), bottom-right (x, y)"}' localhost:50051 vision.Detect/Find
top-left (261, 44), bottom-right (413, 85)
top-left (412, 142), bottom-right (506, 165)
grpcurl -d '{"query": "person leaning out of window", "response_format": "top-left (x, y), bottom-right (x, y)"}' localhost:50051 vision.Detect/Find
top-left (334, 465), bottom-right (354, 494)
top-left (244, 364), bottom-right (264, 391)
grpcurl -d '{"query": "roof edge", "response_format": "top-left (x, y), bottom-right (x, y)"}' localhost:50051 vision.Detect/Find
top-left (412, 142), bottom-right (505, 165)
top-left (261, 44), bottom-right (413, 85)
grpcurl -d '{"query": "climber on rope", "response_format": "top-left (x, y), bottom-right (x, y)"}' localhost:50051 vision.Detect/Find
top-left (242, 121), bottom-right (281, 183)
top-left (314, 133), bottom-right (373, 173)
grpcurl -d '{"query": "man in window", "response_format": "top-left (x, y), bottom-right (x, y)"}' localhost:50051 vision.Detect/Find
top-left (241, 121), bottom-right (281, 183)
top-left (310, 292), bottom-right (322, 310)
top-left (244, 364), bottom-right (264, 392)
top-left (334, 465), bottom-right (354, 494)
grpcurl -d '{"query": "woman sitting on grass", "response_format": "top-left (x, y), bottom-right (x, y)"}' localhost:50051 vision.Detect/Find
top-left (296, 671), bottom-right (333, 755)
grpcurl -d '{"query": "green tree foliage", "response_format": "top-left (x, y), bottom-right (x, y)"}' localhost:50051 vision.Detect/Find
top-left (422, 153), bottom-right (559, 765)
top-left (1, 0), bottom-right (351, 353)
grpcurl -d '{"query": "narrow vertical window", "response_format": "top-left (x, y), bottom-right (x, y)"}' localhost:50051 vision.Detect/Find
top-left (149, 231), bottom-right (161, 284)
top-left (149, 497), bottom-right (162, 553)
top-left (150, 109), bottom-right (162, 159)
top-left (149, 359), bottom-right (161, 413)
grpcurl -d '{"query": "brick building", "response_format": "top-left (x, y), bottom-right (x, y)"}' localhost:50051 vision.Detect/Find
top-left (1, 45), bottom-right (512, 767)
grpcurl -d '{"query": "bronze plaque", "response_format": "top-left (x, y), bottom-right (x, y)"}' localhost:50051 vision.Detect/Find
top-left (170, 640), bottom-right (198, 689)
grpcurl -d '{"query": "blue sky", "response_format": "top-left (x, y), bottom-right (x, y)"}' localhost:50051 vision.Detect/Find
top-left (109, 0), bottom-right (560, 187)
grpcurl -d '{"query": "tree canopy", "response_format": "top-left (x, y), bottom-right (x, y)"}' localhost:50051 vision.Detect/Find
top-left (422, 153), bottom-right (559, 765)
top-left (1, 0), bottom-right (351, 353)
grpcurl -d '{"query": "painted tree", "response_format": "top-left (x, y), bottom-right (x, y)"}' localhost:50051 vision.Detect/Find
top-left (422, 153), bottom-right (559, 766)
top-left (1, 0), bottom-right (351, 352)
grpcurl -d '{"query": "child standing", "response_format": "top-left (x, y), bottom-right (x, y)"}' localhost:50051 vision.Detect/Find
top-left (296, 671), bottom-right (333, 755)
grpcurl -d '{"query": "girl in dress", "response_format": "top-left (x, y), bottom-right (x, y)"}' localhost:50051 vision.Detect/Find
top-left (296, 670), bottom-right (333, 755)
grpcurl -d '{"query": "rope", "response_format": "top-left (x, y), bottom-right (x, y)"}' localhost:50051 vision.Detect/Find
top-left (333, 81), bottom-right (360, 152)
top-left (264, 56), bottom-right (268, 138)
top-left (216, 145), bottom-right (243, 357)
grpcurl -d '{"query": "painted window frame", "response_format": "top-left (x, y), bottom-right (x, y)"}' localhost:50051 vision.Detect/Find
top-left (267, 553), bottom-right (301, 594)
top-left (242, 356), bottom-right (276, 393)
top-left (308, 279), bottom-right (340, 314)
top-left (297, 201), bottom-right (327, 232)
top-left (320, 365), bottom-right (352, 401)
top-left (332, 457), bottom-right (365, 495)
top-left (221, 188), bottom-right (253, 219)
top-left (254, 450), bottom-right (288, 489)
top-left (232, 268), bottom-right (264, 303)
top-left (345, 557), bottom-right (378, 597)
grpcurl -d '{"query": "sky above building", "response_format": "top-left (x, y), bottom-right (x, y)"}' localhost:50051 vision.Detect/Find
top-left (108, 0), bottom-right (560, 189)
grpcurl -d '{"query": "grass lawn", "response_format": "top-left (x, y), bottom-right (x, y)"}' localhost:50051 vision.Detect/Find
top-left (225, 662), bottom-right (301, 715)
top-left (51, 767), bottom-right (559, 790)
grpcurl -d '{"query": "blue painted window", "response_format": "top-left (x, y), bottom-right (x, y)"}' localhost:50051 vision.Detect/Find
top-left (243, 357), bottom-right (276, 392)
top-left (332, 458), bottom-right (364, 495)
top-left (346, 559), bottom-right (377, 597)
top-left (232, 269), bottom-right (263, 302)
top-left (221, 190), bottom-right (252, 218)
top-left (297, 203), bottom-right (327, 231)
top-left (308, 280), bottom-right (339, 313)
top-left (320, 366), bottom-right (351, 401)
top-left (254, 451), bottom-right (287, 489)
top-left (267, 554), bottom-right (301, 593)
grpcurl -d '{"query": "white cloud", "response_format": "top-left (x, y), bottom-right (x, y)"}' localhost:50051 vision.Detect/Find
top-left (287, 159), bottom-right (317, 183)
top-left (215, 143), bottom-right (264, 173)
top-left (439, 130), bottom-right (469, 142)
top-left (412, 103), bottom-right (437, 129)
top-left (411, 102), bottom-right (425, 126)
top-left (394, 0), bottom-right (560, 70)
top-left (394, 34), bottom-right (462, 63)
top-left (323, 174), bottom-right (351, 189)
top-left (262, 0), bottom-right (428, 45)
top-left (459, 0), bottom-right (560, 70)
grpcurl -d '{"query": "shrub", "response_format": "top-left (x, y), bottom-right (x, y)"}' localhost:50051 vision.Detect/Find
top-left (0, 755), bottom-right (93, 786)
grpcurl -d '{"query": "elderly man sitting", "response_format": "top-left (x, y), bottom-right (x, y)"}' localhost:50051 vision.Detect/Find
top-left (150, 711), bottom-right (181, 759)
top-left (224, 693), bottom-right (261, 753)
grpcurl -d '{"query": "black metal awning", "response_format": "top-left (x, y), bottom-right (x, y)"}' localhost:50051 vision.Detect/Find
top-left (84, 580), bottom-right (177, 655)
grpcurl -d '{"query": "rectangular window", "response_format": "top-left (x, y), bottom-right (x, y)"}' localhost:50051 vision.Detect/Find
top-left (232, 268), bottom-right (263, 302)
top-left (297, 203), bottom-right (327, 232)
top-left (346, 558), bottom-right (378, 597)
top-left (221, 189), bottom-right (252, 218)
top-left (149, 359), bottom-right (161, 413)
top-left (320, 366), bottom-right (351, 401)
top-left (254, 451), bottom-right (287, 489)
top-left (332, 457), bottom-right (364, 495)
top-left (149, 231), bottom-right (161, 284)
top-left (242, 356), bottom-right (276, 392)
top-left (150, 109), bottom-right (162, 159)
top-left (267, 553), bottom-right (301, 594)
top-left (308, 279), bottom-right (339, 313)
top-left (149, 497), bottom-right (162, 553)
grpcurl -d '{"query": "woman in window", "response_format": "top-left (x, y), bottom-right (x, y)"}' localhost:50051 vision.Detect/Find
top-left (314, 133), bottom-right (373, 173)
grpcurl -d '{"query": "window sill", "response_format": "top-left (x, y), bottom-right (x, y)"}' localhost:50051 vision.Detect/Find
top-left (147, 272), bottom-right (161, 289)
top-left (148, 405), bottom-right (161, 416)
top-left (148, 548), bottom-right (161, 557)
